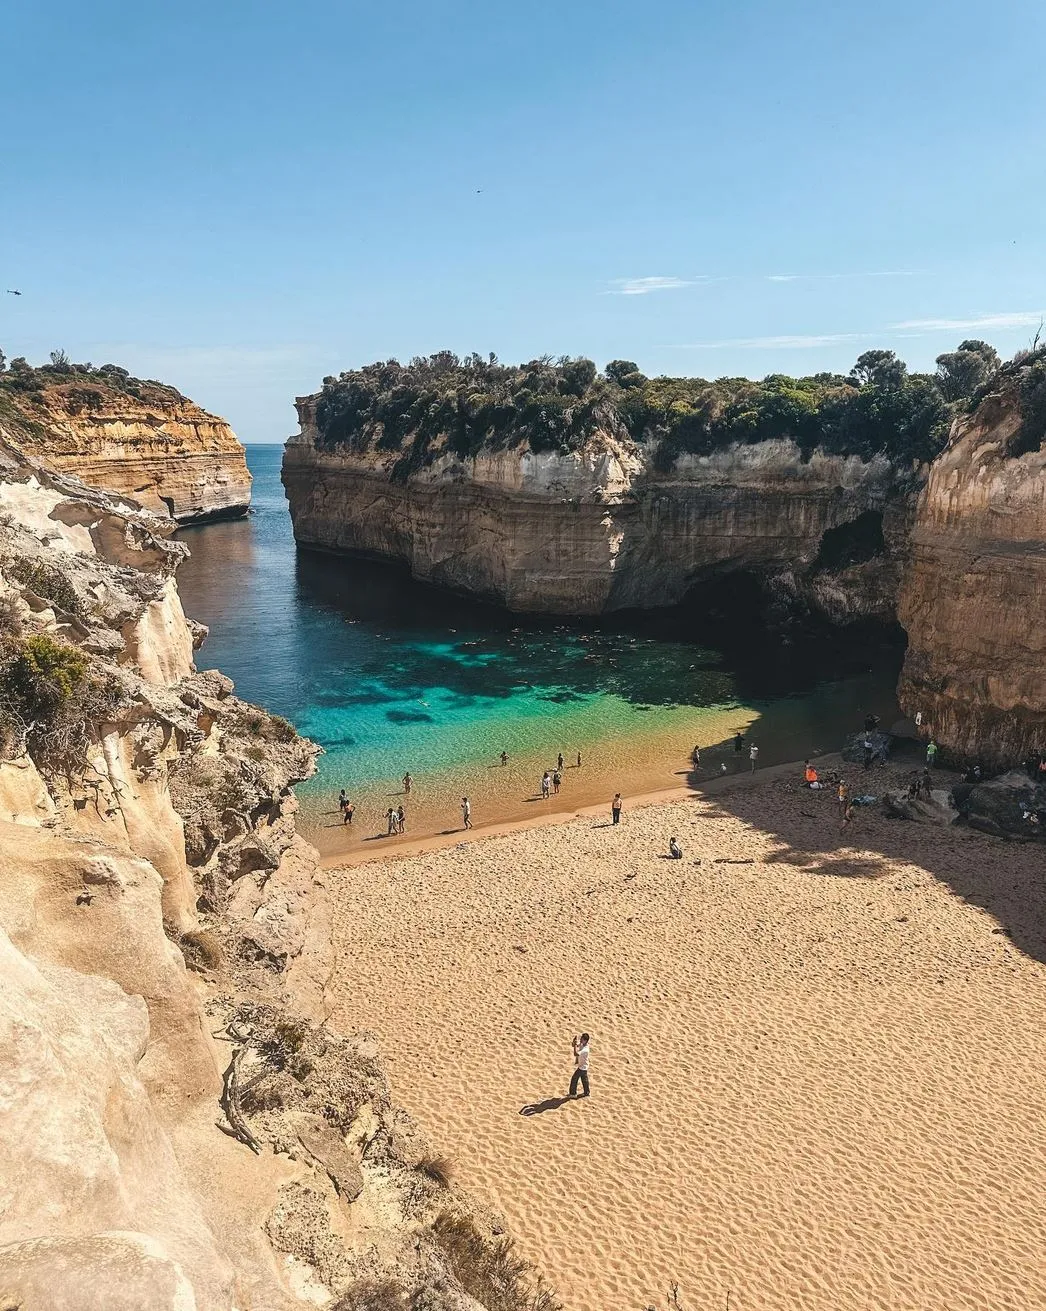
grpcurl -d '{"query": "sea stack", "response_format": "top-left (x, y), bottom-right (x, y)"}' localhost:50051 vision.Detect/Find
top-left (0, 358), bottom-right (251, 523)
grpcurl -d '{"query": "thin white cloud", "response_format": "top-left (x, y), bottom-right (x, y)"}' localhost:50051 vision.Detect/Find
top-left (768, 270), bottom-right (922, 283)
top-left (670, 332), bottom-right (869, 350)
top-left (890, 312), bottom-right (1043, 332)
top-left (607, 276), bottom-right (705, 296)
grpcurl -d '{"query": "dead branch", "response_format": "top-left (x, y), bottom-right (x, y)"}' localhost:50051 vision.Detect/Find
top-left (218, 1045), bottom-right (261, 1154)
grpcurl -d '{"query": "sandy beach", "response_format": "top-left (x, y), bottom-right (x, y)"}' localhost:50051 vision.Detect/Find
top-left (326, 760), bottom-right (1046, 1310)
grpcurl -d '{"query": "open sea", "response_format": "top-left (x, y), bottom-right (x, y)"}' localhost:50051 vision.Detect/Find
top-left (177, 444), bottom-right (903, 848)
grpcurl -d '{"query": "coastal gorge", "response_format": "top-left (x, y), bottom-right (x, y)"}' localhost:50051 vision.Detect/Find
top-left (0, 353), bottom-right (252, 524)
top-left (283, 345), bottom-right (1046, 763)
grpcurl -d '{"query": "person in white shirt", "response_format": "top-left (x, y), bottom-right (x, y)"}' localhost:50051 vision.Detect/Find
top-left (749, 743), bottom-right (759, 773)
top-left (461, 796), bottom-right (472, 830)
top-left (570, 1032), bottom-right (591, 1098)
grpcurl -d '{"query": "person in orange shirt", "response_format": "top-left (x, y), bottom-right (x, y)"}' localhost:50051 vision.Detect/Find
top-left (804, 760), bottom-right (819, 786)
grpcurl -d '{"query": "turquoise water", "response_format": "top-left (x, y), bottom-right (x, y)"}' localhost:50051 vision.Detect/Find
top-left (176, 445), bottom-right (902, 808)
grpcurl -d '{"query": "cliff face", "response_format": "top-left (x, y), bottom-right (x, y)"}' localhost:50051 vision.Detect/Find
top-left (898, 368), bottom-right (1046, 762)
top-left (0, 438), bottom-right (540, 1309)
top-left (284, 395), bottom-right (913, 621)
top-left (0, 374), bottom-right (251, 524)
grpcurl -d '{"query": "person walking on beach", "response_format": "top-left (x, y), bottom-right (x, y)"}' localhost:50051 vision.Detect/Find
top-left (611, 793), bottom-right (622, 825)
top-left (541, 771), bottom-right (551, 799)
top-left (557, 751), bottom-right (564, 772)
top-left (735, 731), bottom-right (745, 756)
top-left (403, 772), bottom-right (413, 795)
top-left (461, 797), bottom-right (472, 830)
top-left (397, 804), bottom-right (406, 834)
top-left (577, 751), bottom-right (582, 768)
top-left (386, 807), bottom-right (396, 835)
top-left (692, 745), bottom-right (701, 769)
top-left (749, 743), bottom-right (759, 774)
top-left (569, 1033), bottom-right (591, 1099)
top-left (343, 798), bottom-right (354, 826)
top-left (926, 739), bottom-right (939, 768)
top-left (553, 769), bottom-right (562, 795)
top-left (500, 750), bottom-right (508, 766)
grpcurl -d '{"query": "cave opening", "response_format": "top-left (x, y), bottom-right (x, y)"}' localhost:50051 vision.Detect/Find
top-left (813, 510), bottom-right (886, 571)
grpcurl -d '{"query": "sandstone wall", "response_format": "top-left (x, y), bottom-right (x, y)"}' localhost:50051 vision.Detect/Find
top-left (284, 396), bottom-right (912, 621)
top-left (1, 387), bottom-right (251, 523)
top-left (897, 384), bottom-right (1046, 762)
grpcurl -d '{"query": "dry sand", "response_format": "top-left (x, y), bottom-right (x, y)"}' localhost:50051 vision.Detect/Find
top-left (327, 762), bottom-right (1046, 1310)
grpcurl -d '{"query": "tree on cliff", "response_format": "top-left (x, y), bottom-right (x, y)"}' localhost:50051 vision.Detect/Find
top-left (850, 350), bottom-right (907, 389)
top-left (934, 340), bottom-right (1000, 402)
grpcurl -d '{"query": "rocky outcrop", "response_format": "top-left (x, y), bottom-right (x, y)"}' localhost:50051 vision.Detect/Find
top-left (897, 362), bottom-right (1046, 762)
top-left (0, 439), bottom-right (546, 1309)
top-left (0, 373), bottom-right (251, 523)
top-left (284, 394), bottom-right (914, 620)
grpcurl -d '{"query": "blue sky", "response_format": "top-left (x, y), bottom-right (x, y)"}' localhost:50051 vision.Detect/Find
top-left (2, 0), bottom-right (1044, 441)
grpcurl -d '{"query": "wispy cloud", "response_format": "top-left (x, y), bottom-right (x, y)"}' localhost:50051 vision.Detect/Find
top-left (670, 332), bottom-right (869, 350)
top-left (890, 311), bottom-right (1043, 332)
top-left (768, 270), bottom-right (922, 283)
top-left (607, 276), bottom-right (705, 296)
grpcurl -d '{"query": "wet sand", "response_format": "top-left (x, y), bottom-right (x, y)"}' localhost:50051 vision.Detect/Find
top-left (326, 758), bottom-right (1046, 1310)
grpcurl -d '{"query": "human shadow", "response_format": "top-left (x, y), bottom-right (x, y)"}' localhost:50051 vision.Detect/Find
top-left (519, 1095), bottom-right (572, 1116)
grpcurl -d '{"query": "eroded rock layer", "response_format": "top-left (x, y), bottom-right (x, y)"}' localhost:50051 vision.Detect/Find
top-left (0, 377), bottom-right (251, 523)
top-left (898, 370), bottom-right (1046, 762)
top-left (284, 395), bottom-right (914, 621)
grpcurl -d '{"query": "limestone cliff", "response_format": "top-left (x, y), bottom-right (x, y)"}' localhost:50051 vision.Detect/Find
top-left (0, 365), bottom-right (251, 523)
top-left (284, 393), bottom-right (914, 622)
top-left (0, 440), bottom-right (548, 1309)
top-left (897, 355), bottom-right (1046, 762)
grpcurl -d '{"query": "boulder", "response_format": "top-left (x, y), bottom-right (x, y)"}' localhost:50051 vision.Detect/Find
top-left (842, 730), bottom-right (892, 765)
top-left (959, 771), bottom-right (1046, 841)
top-left (882, 788), bottom-right (958, 825)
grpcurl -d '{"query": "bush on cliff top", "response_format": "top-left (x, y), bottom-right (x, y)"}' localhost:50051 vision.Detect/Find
top-left (311, 347), bottom-right (961, 469)
top-left (0, 350), bottom-right (186, 410)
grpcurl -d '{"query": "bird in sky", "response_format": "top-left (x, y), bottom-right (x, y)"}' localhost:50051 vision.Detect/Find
top-left (5, 289), bottom-right (21, 295)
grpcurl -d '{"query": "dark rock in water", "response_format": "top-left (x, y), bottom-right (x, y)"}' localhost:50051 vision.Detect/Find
top-left (959, 771), bottom-right (1046, 841)
top-left (842, 730), bottom-right (891, 764)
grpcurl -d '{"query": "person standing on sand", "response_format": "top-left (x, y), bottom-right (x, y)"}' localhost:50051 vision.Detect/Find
top-left (692, 746), bottom-right (701, 769)
top-left (735, 732), bottom-right (744, 755)
top-left (343, 799), bottom-right (354, 826)
top-left (577, 751), bottom-right (582, 768)
top-left (339, 789), bottom-right (348, 813)
top-left (501, 750), bottom-right (508, 766)
top-left (541, 771), bottom-right (551, 799)
top-left (397, 804), bottom-right (406, 834)
top-left (611, 793), bottom-right (622, 824)
top-left (837, 780), bottom-right (849, 809)
top-left (403, 772), bottom-right (413, 795)
top-left (749, 743), bottom-right (759, 774)
top-left (461, 797), bottom-right (472, 830)
top-left (557, 751), bottom-right (564, 772)
top-left (570, 1033), bottom-right (591, 1098)
top-left (553, 769), bottom-right (562, 795)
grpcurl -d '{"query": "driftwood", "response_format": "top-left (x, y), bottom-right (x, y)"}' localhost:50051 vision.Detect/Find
top-left (218, 1046), bottom-right (261, 1154)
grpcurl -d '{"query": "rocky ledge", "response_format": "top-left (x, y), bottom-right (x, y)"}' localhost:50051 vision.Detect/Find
top-left (0, 359), bottom-right (251, 524)
top-left (0, 435), bottom-right (550, 1309)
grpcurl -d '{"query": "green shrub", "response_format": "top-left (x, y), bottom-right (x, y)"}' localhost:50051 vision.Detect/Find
top-left (431, 1210), bottom-right (562, 1311)
top-left (4, 556), bottom-right (84, 618)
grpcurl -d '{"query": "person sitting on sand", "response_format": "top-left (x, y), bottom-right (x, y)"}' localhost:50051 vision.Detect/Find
top-left (461, 797), bottom-right (472, 830)
top-left (804, 761), bottom-right (819, 786)
top-left (668, 837), bottom-right (683, 859)
top-left (611, 793), bottom-right (622, 825)
top-left (570, 1033), bottom-right (591, 1099)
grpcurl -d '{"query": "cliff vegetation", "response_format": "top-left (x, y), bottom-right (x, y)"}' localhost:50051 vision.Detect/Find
top-left (310, 340), bottom-right (1004, 473)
